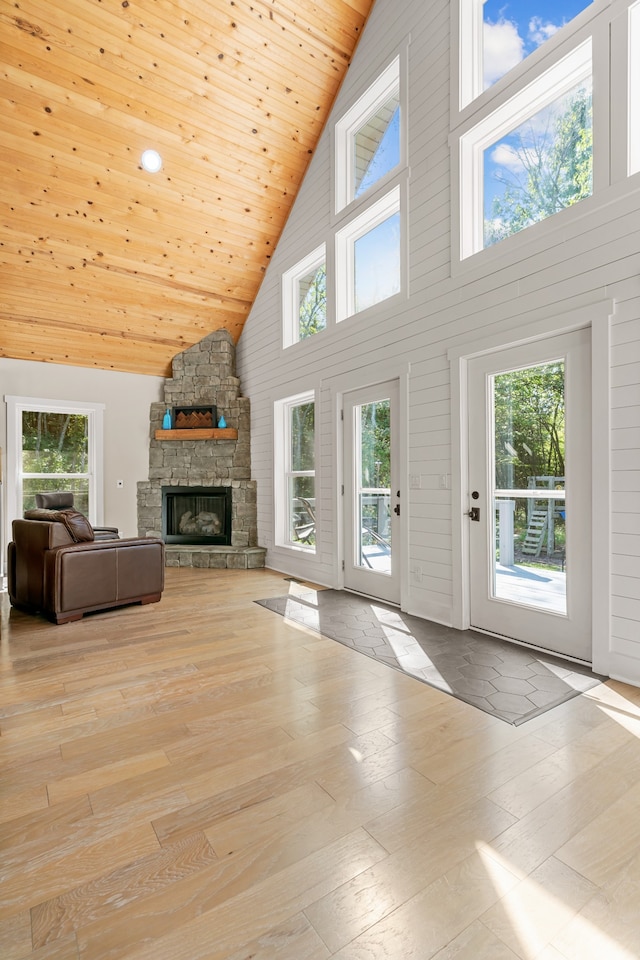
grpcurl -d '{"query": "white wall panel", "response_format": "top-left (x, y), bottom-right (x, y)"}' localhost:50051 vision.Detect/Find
top-left (238, 0), bottom-right (640, 681)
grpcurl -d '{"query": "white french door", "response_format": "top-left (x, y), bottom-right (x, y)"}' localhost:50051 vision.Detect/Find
top-left (343, 380), bottom-right (400, 604)
top-left (467, 329), bottom-right (592, 661)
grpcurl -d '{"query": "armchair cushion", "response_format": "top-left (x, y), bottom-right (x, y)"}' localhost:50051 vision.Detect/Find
top-left (24, 507), bottom-right (95, 543)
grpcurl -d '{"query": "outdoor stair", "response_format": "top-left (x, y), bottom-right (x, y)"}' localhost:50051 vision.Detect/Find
top-left (521, 509), bottom-right (548, 557)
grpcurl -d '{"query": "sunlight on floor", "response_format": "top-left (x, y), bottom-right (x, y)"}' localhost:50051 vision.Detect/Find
top-left (476, 841), bottom-right (637, 960)
top-left (586, 684), bottom-right (640, 737)
top-left (370, 603), bottom-right (454, 691)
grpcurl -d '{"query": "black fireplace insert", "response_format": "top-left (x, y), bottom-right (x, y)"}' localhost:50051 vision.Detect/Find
top-left (162, 486), bottom-right (232, 545)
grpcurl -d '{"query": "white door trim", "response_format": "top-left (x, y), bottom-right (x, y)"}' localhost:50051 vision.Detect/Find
top-left (448, 299), bottom-right (613, 671)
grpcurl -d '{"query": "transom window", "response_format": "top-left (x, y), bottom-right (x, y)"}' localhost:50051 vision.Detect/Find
top-left (282, 246), bottom-right (326, 348)
top-left (354, 93), bottom-right (400, 200)
top-left (336, 185), bottom-right (401, 322)
top-left (281, 55), bottom-right (406, 345)
top-left (459, 39), bottom-right (592, 258)
top-left (335, 57), bottom-right (401, 212)
top-left (460, 0), bottom-right (593, 106)
top-left (483, 75), bottom-right (592, 248)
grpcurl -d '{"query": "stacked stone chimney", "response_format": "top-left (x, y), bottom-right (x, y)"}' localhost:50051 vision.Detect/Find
top-left (137, 330), bottom-right (265, 568)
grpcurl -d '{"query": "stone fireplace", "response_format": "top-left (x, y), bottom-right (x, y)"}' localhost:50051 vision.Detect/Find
top-left (137, 330), bottom-right (266, 569)
top-left (162, 486), bottom-right (232, 544)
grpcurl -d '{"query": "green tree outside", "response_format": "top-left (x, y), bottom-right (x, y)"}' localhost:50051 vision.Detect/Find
top-left (485, 85), bottom-right (593, 247)
top-left (299, 264), bottom-right (326, 340)
top-left (494, 363), bottom-right (565, 490)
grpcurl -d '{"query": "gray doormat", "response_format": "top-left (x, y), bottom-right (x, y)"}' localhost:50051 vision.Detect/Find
top-left (255, 589), bottom-right (604, 725)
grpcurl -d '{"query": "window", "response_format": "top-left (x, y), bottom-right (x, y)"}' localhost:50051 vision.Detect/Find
top-left (336, 185), bottom-right (401, 321)
top-left (282, 247), bottom-right (326, 348)
top-left (483, 76), bottom-right (592, 247)
top-left (630, 1), bottom-right (640, 175)
top-left (335, 57), bottom-right (401, 212)
top-left (274, 393), bottom-right (316, 551)
top-left (6, 396), bottom-right (105, 526)
top-left (460, 0), bottom-right (593, 107)
top-left (459, 40), bottom-right (592, 258)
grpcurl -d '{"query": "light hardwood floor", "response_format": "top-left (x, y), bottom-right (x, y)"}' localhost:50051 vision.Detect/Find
top-left (1, 567), bottom-right (640, 960)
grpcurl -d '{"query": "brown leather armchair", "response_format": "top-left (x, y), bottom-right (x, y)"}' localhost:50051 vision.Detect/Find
top-left (8, 512), bottom-right (164, 624)
top-left (35, 491), bottom-right (120, 541)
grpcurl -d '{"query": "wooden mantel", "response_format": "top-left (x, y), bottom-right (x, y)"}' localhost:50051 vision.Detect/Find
top-left (154, 428), bottom-right (238, 440)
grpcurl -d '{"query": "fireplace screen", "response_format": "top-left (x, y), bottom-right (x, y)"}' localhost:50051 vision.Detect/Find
top-left (162, 486), bottom-right (232, 545)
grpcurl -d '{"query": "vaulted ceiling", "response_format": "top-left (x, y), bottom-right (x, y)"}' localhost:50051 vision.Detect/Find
top-left (1, 0), bottom-right (374, 376)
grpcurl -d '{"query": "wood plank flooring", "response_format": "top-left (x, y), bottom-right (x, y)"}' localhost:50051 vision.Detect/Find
top-left (1, 567), bottom-right (640, 960)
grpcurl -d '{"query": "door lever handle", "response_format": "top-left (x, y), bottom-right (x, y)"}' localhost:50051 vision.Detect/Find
top-left (393, 503), bottom-right (400, 516)
top-left (467, 507), bottom-right (480, 521)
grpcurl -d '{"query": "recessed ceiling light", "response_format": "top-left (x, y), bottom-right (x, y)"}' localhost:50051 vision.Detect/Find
top-left (141, 149), bottom-right (162, 173)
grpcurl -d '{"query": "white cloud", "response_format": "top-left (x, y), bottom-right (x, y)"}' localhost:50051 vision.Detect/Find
top-left (528, 16), bottom-right (561, 46)
top-left (483, 18), bottom-right (525, 88)
top-left (489, 142), bottom-right (526, 174)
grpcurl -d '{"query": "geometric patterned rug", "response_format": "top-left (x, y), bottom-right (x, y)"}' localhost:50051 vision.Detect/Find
top-left (255, 588), bottom-right (605, 725)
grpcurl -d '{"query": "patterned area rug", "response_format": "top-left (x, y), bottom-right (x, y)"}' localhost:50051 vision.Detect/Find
top-left (255, 588), bottom-right (604, 725)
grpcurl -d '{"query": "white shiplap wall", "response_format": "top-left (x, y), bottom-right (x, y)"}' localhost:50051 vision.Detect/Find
top-left (238, 0), bottom-right (640, 684)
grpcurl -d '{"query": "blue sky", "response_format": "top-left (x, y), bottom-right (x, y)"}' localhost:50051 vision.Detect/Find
top-left (483, 0), bottom-right (591, 88)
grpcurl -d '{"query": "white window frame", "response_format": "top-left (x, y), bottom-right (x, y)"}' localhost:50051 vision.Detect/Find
top-left (274, 390), bottom-right (316, 552)
top-left (282, 245), bottom-right (326, 349)
top-left (335, 56), bottom-right (401, 214)
top-left (458, 39), bottom-right (592, 260)
top-left (629, 0), bottom-right (640, 174)
top-left (5, 396), bottom-right (105, 533)
top-left (335, 184), bottom-right (402, 323)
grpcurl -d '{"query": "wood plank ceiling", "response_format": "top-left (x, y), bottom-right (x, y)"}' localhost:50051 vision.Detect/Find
top-left (0, 0), bottom-right (373, 376)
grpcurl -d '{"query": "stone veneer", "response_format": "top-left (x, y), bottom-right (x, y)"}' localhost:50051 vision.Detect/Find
top-left (137, 330), bottom-right (266, 569)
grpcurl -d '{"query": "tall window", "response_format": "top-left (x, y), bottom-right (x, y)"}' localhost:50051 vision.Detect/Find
top-left (6, 396), bottom-right (104, 525)
top-left (335, 57), bottom-right (401, 212)
top-left (282, 246), bottom-right (326, 348)
top-left (460, 0), bottom-right (593, 107)
top-left (275, 392), bottom-right (316, 551)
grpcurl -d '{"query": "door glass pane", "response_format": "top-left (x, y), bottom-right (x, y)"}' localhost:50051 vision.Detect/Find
top-left (491, 361), bottom-right (567, 613)
top-left (356, 400), bottom-right (391, 574)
